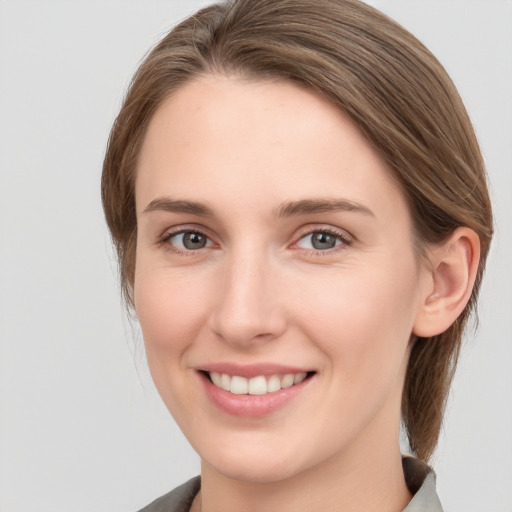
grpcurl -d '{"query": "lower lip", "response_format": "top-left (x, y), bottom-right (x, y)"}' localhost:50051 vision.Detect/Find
top-left (200, 373), bottom-right (312, 418)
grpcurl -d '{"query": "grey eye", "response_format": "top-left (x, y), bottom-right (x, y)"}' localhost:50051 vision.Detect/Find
top-left (297, 231), bottom-right (343, 251)
top-left (311, 232), bottom-right (338, 250)
top-left (171, 231), bottom-right (210, 250)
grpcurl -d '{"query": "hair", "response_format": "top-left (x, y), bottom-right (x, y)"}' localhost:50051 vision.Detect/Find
top-left (102, 0), bottom-right (493, 462)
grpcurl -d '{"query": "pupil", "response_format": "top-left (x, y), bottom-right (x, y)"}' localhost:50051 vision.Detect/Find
top-left (184, 232), bottom-right (206, 249)
top-left (312, 232), bottom-right (336, 250)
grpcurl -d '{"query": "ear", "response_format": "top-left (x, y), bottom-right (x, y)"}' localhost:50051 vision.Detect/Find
top-left (413, 227), bottom-right (480, 338)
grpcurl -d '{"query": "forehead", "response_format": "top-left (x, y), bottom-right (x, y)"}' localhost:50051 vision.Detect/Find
top-left (135, 74), bottom-right (408, 225)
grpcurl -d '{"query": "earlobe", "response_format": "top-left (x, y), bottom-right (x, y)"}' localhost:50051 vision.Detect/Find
top-left (413, 227), bottom-right (480, 338)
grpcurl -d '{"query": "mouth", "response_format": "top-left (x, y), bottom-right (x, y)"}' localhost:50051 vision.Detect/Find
top-left (204, 371), bottom-right (313, 396)
top-left (198, 363), bottom-right (316, 417)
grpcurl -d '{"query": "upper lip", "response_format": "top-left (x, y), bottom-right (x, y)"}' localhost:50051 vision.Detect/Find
top-left (198, 362), bottom-right (313, 379)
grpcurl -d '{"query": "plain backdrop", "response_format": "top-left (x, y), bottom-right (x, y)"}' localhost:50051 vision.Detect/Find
top-left (0, 1), bottom-right (511, 511)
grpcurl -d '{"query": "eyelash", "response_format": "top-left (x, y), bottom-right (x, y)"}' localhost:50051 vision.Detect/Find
top-left (157, 227), bottom-right (353, 256)
top-left (293, 228), bottom-right (352, 255)
top-left (157, 228), bottom-right (213, 256)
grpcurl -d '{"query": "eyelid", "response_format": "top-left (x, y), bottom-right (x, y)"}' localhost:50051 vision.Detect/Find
top-left (155, 223), bottom-right (353, 255)
top-left (290, 225), bottom-right (353, 252)
top-left (156, 225), bottom-right (217, 254)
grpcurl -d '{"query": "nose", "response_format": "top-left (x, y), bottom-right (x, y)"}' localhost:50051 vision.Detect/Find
top-left (208, 249), bottom-right (287, 347)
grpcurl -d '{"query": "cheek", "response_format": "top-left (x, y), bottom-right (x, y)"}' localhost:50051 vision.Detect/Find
top-left (133, 266), bottom-right (213, 425)
top-left (295, 256), bottom-right (420, 380)
top-left (134, 267), bottom-right (208, 366)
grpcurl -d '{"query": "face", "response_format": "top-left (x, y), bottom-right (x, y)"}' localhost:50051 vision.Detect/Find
top-left (134, 75), bottom-right (429, 483)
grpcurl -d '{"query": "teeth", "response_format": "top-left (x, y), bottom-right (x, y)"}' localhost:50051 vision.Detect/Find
top-left (230, 375), bottom-right (248, 395)
top-left (281, 374), bottom-right (294, 388)
top-left (208, 371), bottom-right (308, 395)
top-left (267, 374), bottom-right (281, 393)
top-left (220, 373), bottom-right (231, 391)
top-left (210, 372), bottom-right (222, 387)
top-left (248, 376), bottom-right (267, 395)
top-left (294, 373), bottom-right (307, 384)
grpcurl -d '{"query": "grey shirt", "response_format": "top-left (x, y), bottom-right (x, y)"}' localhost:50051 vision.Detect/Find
top-left (138, 456), bottom-right (443, 512)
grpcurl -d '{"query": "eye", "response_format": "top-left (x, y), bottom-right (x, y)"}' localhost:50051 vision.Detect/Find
top-left (295, 230), bottom-right (349, 251)
top-left (165, 230), bottom-right (213, 251)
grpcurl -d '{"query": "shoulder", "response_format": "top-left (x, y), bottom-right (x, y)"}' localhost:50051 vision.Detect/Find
top-left (137, 477), bottom-right (201, 512)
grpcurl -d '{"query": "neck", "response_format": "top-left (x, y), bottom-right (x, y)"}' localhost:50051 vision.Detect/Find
top-left (197, 433), bottom-right (411, 512)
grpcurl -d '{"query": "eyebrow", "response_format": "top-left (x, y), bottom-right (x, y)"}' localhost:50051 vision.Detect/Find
top-left (143, 196), bottom-right (374, 218)
top-left (274, 198), bottom-right (375, 218)
top-left (143, 198), bottom-right (214, 217)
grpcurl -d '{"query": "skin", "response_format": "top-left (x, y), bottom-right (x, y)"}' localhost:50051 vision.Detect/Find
top-left (133, 75), bottom-right (477, 512)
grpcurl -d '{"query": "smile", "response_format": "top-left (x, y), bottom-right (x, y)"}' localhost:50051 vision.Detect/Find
top-left (208, 371), bottom-right (308, 395)
top-left (199, 364), bottom-right (315, 417)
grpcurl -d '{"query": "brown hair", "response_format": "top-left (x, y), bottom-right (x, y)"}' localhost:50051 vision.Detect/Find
top-left (102, 0), bottom-right (493, 462)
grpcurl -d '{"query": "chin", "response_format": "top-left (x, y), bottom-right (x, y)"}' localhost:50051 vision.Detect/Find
top-left (207, 456), bottom-right (302, 484)
top-left (192, 435), bottom-right (298, 483)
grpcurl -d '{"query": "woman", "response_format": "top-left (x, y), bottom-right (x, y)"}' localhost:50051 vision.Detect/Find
top-left (102, 0), bottom-right (493, 510)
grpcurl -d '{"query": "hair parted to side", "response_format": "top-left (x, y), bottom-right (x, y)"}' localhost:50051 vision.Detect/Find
top-left (102, 0), bottom-right (493, 462)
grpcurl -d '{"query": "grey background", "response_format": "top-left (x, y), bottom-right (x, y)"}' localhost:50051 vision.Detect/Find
top-left (0, 1), bottom-right (510, 511)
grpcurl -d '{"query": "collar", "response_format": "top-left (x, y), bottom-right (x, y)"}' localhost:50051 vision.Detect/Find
top-left (402, 456), bottom-right (444, 511)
